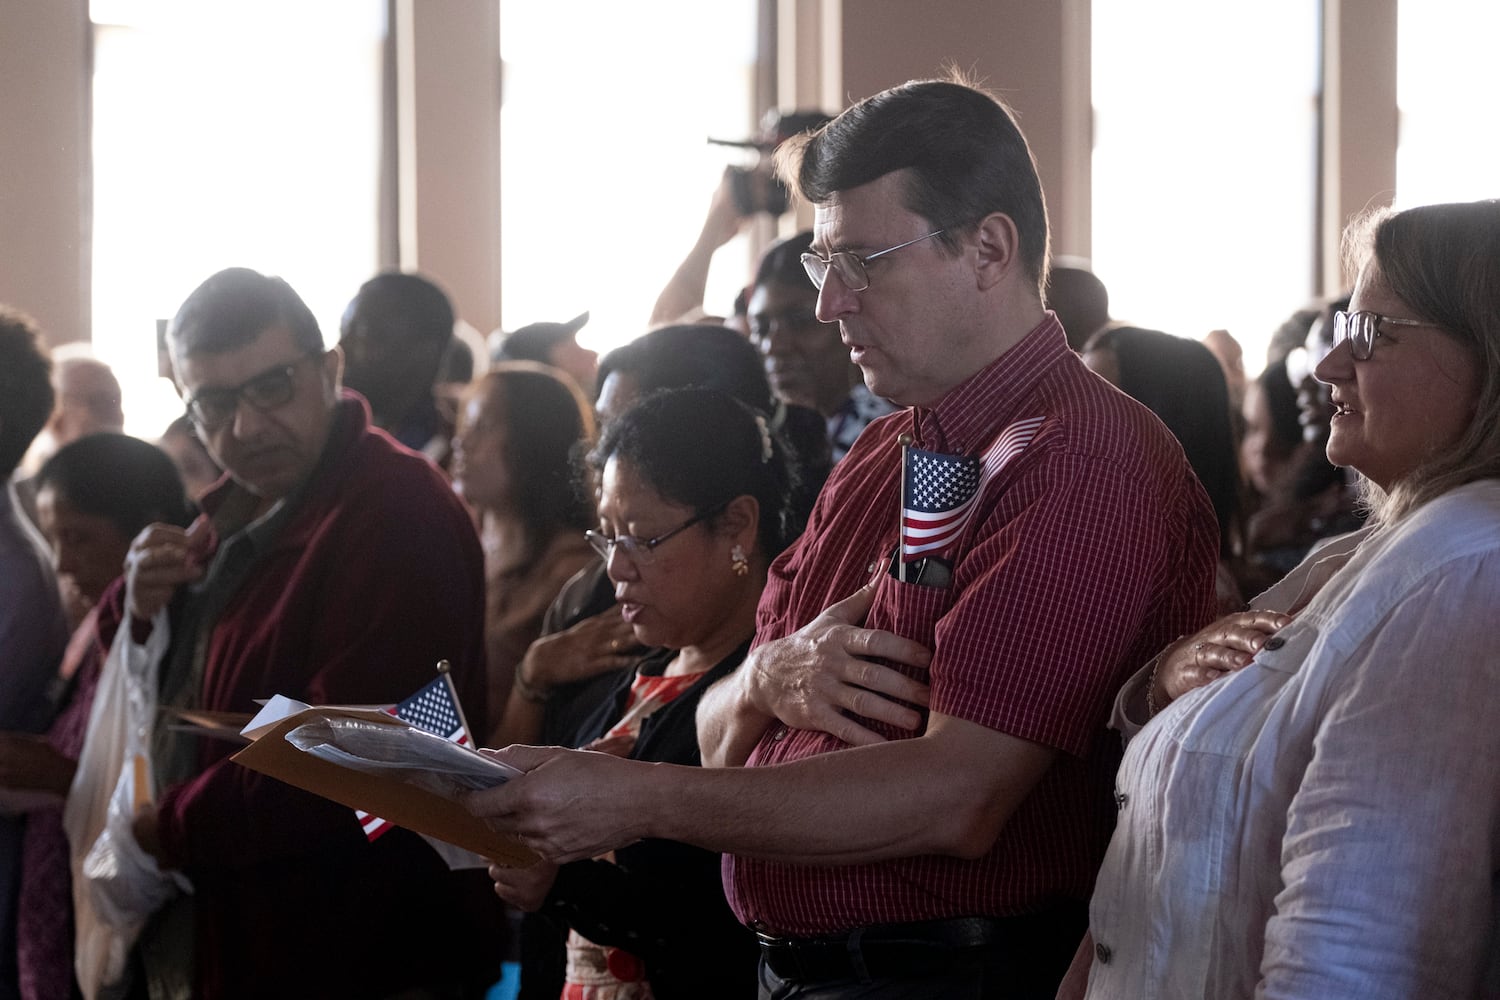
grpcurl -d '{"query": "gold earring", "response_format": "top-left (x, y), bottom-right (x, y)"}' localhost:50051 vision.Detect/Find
top-left (730, 544), bottom-right (749, 577)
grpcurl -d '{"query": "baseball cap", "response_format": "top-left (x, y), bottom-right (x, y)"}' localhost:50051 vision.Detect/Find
top-left (491, 311), bottom-right (589, 365)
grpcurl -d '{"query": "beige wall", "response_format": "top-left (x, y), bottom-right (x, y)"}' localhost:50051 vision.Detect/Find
top-left (0, 0), bottom-right (91, 346)
top-left (1322, 0), bottom-right (1398, 293)
top-left (396, 0), bottom-right (503, 334)
top-left (831, 0), bottom-right (1092, 259)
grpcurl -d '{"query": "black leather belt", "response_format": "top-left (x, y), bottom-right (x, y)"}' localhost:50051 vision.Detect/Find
top-left (756, 916), bottom-right (1004, 983)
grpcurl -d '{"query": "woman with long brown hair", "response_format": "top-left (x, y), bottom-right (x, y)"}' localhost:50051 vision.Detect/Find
top-left (452, 362), bottom-right (598, 739)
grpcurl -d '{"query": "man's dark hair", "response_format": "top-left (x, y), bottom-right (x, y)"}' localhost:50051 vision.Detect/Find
top-left (339, 271), bottom-right (455, 424)
top-left (343, 272), bottom-right (455, 347)
top-left (0, 306), bottom-right (55, 478)
top-left (754, 231), bottom-right (815, 290)
top-left (170, 267), bottom-right (324, 358)
top-left (36, 432), bottom-right (193, 536)
top-left (777, 76), bottom-right (1051, 296)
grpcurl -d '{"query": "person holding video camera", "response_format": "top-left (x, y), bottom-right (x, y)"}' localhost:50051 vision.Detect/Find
top-left (648, 110), bottom-right (831, 329)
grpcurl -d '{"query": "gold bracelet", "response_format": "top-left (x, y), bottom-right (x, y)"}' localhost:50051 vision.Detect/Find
top-left (513, 669), bottom-right (551, 705)
top-left (1145, 639), bottom-right (1181, 720)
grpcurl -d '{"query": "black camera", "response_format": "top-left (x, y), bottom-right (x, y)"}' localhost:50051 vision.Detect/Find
top-left (727, 166), bottom-right (790, 217)
top-left (710, 109), bottom-right (832, 218)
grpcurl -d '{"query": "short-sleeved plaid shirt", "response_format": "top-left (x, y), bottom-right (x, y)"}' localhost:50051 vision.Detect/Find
top-left (725, 315), bottom-right (1220, 935)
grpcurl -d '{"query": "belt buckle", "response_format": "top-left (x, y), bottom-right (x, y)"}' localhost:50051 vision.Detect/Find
top-left (756, 932), bottom-right (804, 982)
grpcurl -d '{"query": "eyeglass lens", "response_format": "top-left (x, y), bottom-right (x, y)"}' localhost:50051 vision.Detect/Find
top-left (189, 364), bottom-right (299, 428)
top-left (586, 503), bottom-right (722, 568)
top-left (586, 530), bottom-right (653, 565)
top-left (1332, 311), bottom-right (1377, 360)
top-left (800, 252), bottom-right (868, 293)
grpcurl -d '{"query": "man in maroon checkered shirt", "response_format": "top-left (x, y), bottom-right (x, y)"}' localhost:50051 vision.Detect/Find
top-left (473, 76), bottom-right (1219, 998)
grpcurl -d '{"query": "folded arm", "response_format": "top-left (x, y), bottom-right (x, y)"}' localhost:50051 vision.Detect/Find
top-left (697, 583), bottom-right (931, 768)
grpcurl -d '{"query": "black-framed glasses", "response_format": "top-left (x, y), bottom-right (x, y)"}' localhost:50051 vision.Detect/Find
top-left (183, 353), bottom-right (323, 431)
top-left (800, 229), bottom-right (945, 292)
top-left (585, 501), bottom-right (728, 567)
top-left (1330, 310), bottom-right (1435, 361)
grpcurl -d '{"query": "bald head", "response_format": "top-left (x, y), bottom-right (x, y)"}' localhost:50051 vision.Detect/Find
top-left (48, 352), bottom-right (125, 446)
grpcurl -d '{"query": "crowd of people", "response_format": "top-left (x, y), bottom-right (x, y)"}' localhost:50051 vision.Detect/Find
top-left (0, 71), bottom-right (1495, 1000)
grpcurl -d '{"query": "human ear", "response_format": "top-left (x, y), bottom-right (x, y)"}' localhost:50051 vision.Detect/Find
top-left (717, 494), bottom-right (761, 551)
top-left (972, 212), bottom-right (1021, 292)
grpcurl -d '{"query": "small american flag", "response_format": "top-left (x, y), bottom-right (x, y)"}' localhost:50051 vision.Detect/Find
top-left (358, 670), bottom-right (472, 841)
top-left (900, 417), bottom-right (1046, 564)
top-left (901, 448), bottom-right (981, 561)
top-left (390, 674), bottom-right (470, 744)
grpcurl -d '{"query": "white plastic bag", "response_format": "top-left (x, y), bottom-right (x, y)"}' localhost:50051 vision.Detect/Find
top-left (62, 612), bottom-right (192, 1000)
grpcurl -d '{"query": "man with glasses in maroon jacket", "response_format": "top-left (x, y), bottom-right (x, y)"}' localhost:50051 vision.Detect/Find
top-left (118, 267), bottom-right (502, 999)
top-left (472, 77), bottom-right (1219, 999)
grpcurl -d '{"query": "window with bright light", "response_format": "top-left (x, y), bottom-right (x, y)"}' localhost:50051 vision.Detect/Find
top-left (1396, 0), bottom-right (1500, 208)
top-left (91, 0), bottom-right (385, 438)
top-left (499, 0), bottom-right (759, 358)
top-left (1091, 1), bottom-right (1320, 374)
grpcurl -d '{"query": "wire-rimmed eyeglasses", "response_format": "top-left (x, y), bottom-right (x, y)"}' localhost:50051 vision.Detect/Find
top-left (1330, 310), bottom-right (1436, 361)
top-left (800, 230), bottom-right (946, 292)
top-left (585, 501), bottom-right (728, 567)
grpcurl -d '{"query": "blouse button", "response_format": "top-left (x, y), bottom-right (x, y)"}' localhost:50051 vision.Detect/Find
top-left (772, 726), bottom-right (788, 742)
top-left (1263, 636), bottom-right (1286, 650)
top-left (1095, 941), bottom-right (1112, 964)
top-left (1113, 788), bottom-right (1128, 810)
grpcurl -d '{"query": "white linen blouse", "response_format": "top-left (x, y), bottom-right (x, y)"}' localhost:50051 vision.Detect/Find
top-left (1085, 479), bottom-right (1500, 1000)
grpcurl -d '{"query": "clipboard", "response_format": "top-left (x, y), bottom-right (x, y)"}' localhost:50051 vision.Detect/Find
top-left (231, 698), bottom-right (536, 867)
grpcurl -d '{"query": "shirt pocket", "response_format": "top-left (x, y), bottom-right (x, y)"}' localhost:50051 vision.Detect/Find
top-left (1169, 618), bottom-right (1319, 755)
top-left (865, 571), bottom-right (954, 650)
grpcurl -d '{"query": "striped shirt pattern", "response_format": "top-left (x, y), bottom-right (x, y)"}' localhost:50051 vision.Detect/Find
top-left (725, 315), bottom-right (1220, 935)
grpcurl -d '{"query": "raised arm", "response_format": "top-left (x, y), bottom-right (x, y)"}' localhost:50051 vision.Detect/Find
top-left (648, 168), bottom-right (747, 327)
